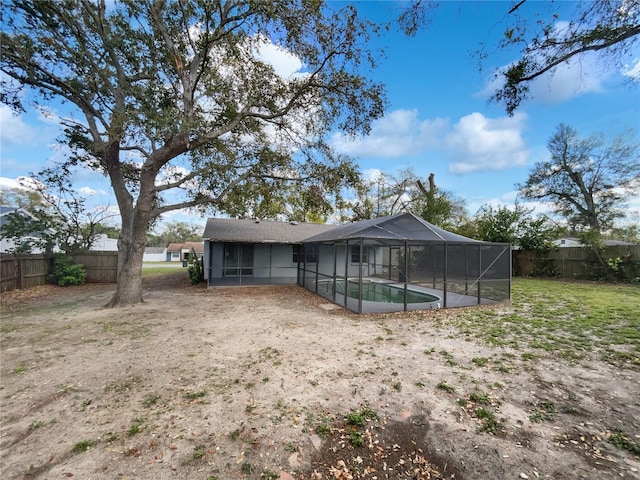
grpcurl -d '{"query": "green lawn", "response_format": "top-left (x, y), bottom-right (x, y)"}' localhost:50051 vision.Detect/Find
top-left (449, 278), bottom-right (640, 368)
top-left (141, 262), bottom-right (185, 277)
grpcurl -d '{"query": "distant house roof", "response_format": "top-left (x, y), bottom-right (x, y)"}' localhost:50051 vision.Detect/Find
top-left (144, 246), bottom-right (165, 254)
top-left (603, 239), bottom-right (636, 246)
top-left (0, 206), bottom-right (19, 216)
top-left (0, 207), bottom-right (36, 227)
top-left (553, 237), bottom-right (637, 247)
top-left (166, 242), bottom-right (204, 253)
top-left (166, 243), bottom-right (183, 252)
top-left (182, 241), bottom-right (204, 253)
top-left (203, 218), bottom-right (334, 244)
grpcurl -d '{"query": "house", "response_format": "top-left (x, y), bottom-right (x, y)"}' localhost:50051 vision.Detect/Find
top-left (90, 233), bottom-right (118, 251)
top-left (166, 241), bottom-right (204, 262)
top-left (553, 237), bottom-right (637, 247)
top-left (143, 246), bottom-right (166, 262)
top-left (203, 218), bottom-right (333, 283)
top-left (203, 213), bottom-right (511, 313)
top-left (0, 206), bottom-right (50, 253)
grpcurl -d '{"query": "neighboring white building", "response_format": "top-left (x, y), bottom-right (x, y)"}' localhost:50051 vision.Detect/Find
top-left (553, 237), bottom-right (636, 247)
top-left (143, 247), bottom-right (166, 262)
top-left (166, 242), bottom-right (204, 261)
top-left (90, 233), bottom-right (119, 251)
top-left (0, 206), bottom-right (51, 253)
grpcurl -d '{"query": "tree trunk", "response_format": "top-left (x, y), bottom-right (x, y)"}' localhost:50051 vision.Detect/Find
top-left (104, 208), bottom-right (150, 307)
top-left (105, 239), bottom-right (145, 307)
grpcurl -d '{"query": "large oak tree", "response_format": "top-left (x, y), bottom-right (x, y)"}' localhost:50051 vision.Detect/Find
top-left (518, 124), bottom-right (640, 232)
top-left (1, 0), bottom-right (386, 306)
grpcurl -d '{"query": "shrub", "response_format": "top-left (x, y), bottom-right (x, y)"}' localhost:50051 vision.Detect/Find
top-left (187, 248), bottom-right (203, 284)
top-left (48, 254), bottom-right (86, 286)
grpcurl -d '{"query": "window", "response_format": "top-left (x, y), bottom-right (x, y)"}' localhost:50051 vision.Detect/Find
top-left (171, 251), bottom-right (180, 259)
top-left (297, 244), bottom-right (318, 264)
top-left (351, 244), bottom-right (368, 264)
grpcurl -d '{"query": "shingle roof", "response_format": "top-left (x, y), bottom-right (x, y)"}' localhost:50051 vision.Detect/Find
top-left (182, 241), bottom-right (204, 253)
top-left (165, 242), bottom-right (204, 252)
top-left (303, 213), bottom-right (482, 243)
top-left (203, 213), bottom-right (485, 244)
top-left (0, 206), bottom-right (18, 216)
top-left (203, 218), bottom-right (335, 244)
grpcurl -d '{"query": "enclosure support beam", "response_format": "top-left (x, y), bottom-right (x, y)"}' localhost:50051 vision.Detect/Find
top-left (332, 243), bottom-right (337, 303)
top-left (403, 240), bottom-right (408, 312)
top-left (443, 243), bottom-right (448, 309)
top-left (358, 237), bottom-right (363, 314)
top-left (314, 245), bottom-right (319, 293)
top-left (477, 246), bottom-right (482, 305)
top-left (344, 240), bottom-right (349, 310)
top-left (508, 245), bottom-right (513, 303)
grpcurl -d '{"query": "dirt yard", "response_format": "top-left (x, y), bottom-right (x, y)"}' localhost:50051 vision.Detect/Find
top-left (1, 272), bottom-right (639, 480)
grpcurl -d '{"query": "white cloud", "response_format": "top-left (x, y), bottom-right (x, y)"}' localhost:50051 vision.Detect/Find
top-left (0, 176), bottom-right (44, 191)
top-left (253, 36), bottom-right (305, 79)
top-left (361, 168), bottom-right (385, 183)
top-left (331, 109), bottom-right (529, 174)
top-left (623, 58), bottom-right (640, 80)
top-left (478, 55), bottom-right (608, 105)
top-left (330, 109), bottom-right (449, 158)
top-left (78, 186), bottom-right (97, 196)
top-left (0, 106), bottom-right (36, 145)
top-left (446, 112), bottom-right (529, 173)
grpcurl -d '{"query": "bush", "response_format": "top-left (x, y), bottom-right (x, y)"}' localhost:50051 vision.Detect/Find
top-left (48, 254), bottom-right (86, 286)
top-left (187, 248), bottom-right (203, 285)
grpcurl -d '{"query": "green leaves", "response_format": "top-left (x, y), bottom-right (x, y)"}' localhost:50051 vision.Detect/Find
top-left (518, 124), bottom-right (640, 232)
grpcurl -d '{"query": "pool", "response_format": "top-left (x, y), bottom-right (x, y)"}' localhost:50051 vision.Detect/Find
top-left (321, 279), bottom-right (440, 304)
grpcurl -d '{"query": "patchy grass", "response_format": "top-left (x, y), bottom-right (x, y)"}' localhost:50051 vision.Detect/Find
top-left (608, 429), bottom-right (640, 456)
top-left (141, 263), bottom-right (184, 277)
top-left (436, 381), bottom-right (455, 393)
top-left (451, 279), bottom-right (640, 368)
top-left (346, 405), bottom-right (379, 427)
top-left (71, 439), bottom-right (94, 454)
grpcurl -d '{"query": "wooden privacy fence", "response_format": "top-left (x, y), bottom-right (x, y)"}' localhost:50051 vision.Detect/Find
top-left (72, 252), bottom-right (118, 284)
top-left (0, 254), bottom-right (53, 292)
top-left (0, 252), bottom-right (118, 293)
top-left (513, 245), bottom-right (640, 279)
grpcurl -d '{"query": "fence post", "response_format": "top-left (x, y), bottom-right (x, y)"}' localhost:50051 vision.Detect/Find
top-left (17, 257), bottom-right (24, 289)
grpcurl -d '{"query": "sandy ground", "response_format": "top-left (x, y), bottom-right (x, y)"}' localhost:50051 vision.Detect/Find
top-left (1, 272), bottom-right (639, 480)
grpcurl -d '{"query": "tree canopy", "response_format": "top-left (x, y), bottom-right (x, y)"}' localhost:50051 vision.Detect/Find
top-left (147, 221), bottom-right (202, 247)
top-left (472, 203), bottom-right (559, 251)
top-left (518, 124), bottom-right (640, 233)
top-left (344, 170), bottom-right (467, 229)
top-left (488, 0), bottom-right (640, 115)
top-left (1, 0), bottom-right (386, 305)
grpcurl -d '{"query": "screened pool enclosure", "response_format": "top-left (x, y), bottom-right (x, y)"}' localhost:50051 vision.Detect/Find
top-left (298, 213), bottom-right (511, 314)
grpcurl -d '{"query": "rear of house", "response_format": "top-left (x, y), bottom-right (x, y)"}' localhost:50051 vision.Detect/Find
top-left (203, 214), bottom-right (512, 313)
top-left (203, 218), bottom-right (332, 285)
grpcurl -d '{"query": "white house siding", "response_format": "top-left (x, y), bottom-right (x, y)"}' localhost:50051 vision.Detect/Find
top-left (91, 234), bottom-right (119, 252)
top-left (143, 252), bottom-right (166, 262)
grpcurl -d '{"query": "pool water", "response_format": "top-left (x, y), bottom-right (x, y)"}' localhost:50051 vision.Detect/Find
top-left (335, 280), bottom-right (439, 304)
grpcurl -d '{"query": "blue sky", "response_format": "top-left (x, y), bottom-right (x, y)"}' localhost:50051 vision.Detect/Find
top-left (1, 0), bottom-right (639, 232)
